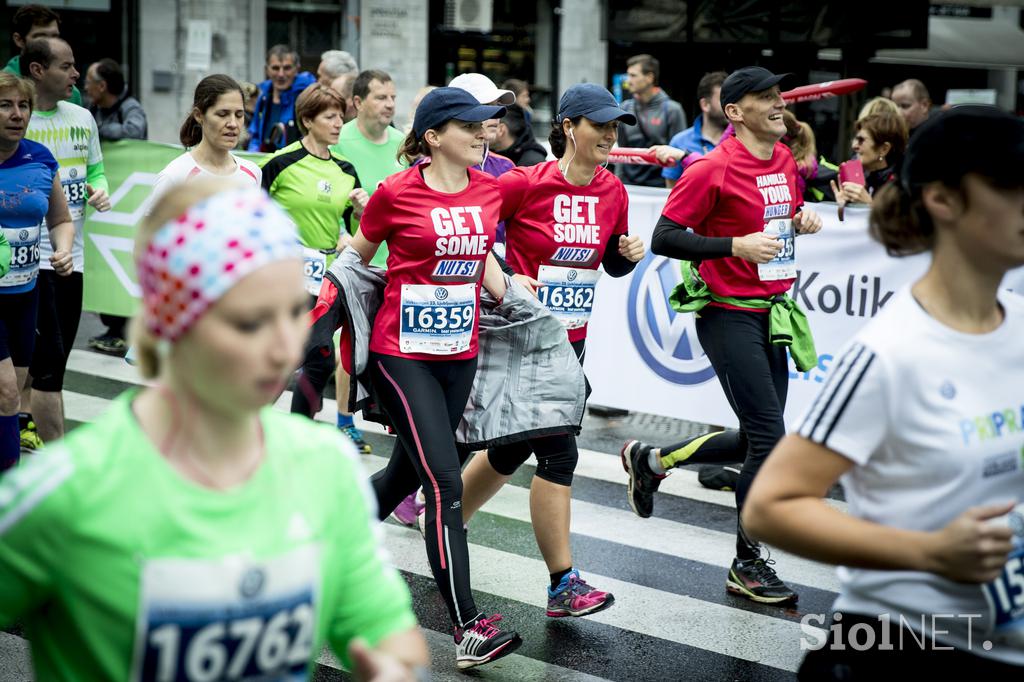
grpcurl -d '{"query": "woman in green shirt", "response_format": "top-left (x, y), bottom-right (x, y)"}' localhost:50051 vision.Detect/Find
top-left (0, 180), bottom-right (427, 681)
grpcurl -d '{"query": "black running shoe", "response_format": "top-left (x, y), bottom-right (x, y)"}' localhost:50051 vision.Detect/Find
top-left (726, 553), bottom-right (798, 604)
top-left (620, 440), bottom-right (667, 518)
top-left (454, 614), bottom-right (522, 669)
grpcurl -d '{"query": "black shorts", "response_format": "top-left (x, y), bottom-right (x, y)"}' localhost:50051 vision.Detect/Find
top-left (0, 285), bottom-right (40, 366)
top-left (30, 270), bottom-right (84, 392)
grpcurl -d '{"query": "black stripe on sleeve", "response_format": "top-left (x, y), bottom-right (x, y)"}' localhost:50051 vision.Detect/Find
top-left (799, 343), bottom-right (867, 441)
top-left (821, 352), bottom-right (877, 446)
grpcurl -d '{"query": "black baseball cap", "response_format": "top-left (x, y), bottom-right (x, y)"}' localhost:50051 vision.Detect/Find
top-left (902, 105), bottom-right (1024, 192)
top-left (720, 67), bottom-right (791, 108)
top-left (412, 87), bottom-right (506, 138)
top-left (557, 83), bottom-right (637, 125)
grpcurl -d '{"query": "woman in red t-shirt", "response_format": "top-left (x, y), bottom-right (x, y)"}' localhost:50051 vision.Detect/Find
top-left (457, 84), bottom-right (646, 619)
top-left (347, 87), bottom-right (520, 670)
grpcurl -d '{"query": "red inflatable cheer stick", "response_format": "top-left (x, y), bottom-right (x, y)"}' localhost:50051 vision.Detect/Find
top-left (606, 148), bottom-right (675, 167)
top-left (781, 78), bottom-right (867, 103)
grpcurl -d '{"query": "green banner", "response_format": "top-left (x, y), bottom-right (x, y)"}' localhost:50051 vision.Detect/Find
top-left (82, 140), bottom-right (265, 316)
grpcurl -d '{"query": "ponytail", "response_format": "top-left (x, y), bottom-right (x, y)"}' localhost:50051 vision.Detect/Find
top-left (868, 182), bottom-right (934, 256)
top-left (397, 121), bottom-right (451, 165)
top-left (548, 116), bottom-right (581, 159)
top-left (179, 110), bottom-right (202, 147)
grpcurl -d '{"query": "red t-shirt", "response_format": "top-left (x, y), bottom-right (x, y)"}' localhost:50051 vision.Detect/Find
top-left (499, 160), bottom-right (630, 342)
top-left (661, 135), bottom-right (803, 302)
top-left (360, 166), bottom-right (499, 360)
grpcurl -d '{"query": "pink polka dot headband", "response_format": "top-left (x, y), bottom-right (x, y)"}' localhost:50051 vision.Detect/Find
top-left (137, 186), bottom-right (302, 341)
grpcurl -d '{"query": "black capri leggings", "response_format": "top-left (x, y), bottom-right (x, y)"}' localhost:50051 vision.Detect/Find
top-left (368, 352), bottom-right (481, 628)
top-left (695, 305), bottom-right (789, 513)
top-left (487, 338), bottom-right (586, 487)
top-left (30, 270), bottom-right (83, 392)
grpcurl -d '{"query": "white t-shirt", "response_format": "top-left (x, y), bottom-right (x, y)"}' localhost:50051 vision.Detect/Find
top-left (798, 287), bottom-right (1024, 664)
top-left (148, 151), bottom-right (262, 213)
top-left (28, 101), bottom-right (103, 273)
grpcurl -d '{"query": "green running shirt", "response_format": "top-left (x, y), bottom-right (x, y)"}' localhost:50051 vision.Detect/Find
top-left (261, 140), bottom-right (361, 252)
top-left (330, 124), bottom-right (406, 270)
top-left (0, 392), bottom-right (416, 681)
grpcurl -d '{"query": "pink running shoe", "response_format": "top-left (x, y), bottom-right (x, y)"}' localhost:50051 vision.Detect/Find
top-left (391, 491), bottom-right (425, 527)
top-left (546, 570), bottom-right (615, 617)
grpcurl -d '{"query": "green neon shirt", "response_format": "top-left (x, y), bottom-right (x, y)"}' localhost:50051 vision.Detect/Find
top-left (261, 140), bottom-right (361, 252)
top-left (0, 392), bottom-right (416, 681)
top-left (330, 123), bottom-right (406, 269)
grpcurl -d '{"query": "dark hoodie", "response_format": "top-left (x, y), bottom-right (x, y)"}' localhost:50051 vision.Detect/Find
top-left (494, 124), bottom-right (547, 167)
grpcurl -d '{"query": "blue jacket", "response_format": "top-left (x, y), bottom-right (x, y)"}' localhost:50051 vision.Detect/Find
top-left (247, 71), bottom-right (317, 152)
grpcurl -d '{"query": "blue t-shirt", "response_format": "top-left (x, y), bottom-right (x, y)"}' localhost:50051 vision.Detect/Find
top-left (0, 139), bottom-right (58, 293)
top-left (662, 116), bottom-right (720, 182)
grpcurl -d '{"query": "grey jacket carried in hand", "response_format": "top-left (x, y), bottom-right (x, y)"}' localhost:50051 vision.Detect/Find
top-left (325, 248), bottom-right (586, 449)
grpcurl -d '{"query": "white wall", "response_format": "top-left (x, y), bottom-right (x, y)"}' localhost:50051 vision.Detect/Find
top-left (557, 0), bottom-right (607, 91)
top-left (138, 0), bottom-right (266, 145)
top-left (359, 0), bottom-right (428, 132)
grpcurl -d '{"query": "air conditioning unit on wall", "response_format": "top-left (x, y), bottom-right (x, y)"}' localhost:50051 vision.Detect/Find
top-left (445, 0), bottom-right (494, 33)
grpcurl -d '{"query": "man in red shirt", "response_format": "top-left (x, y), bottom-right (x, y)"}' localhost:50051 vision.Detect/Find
top-left (622, 67), bottom-right (822, 605)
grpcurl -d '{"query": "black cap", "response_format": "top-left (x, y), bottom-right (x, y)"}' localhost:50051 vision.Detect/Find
top-left (557, 83), bottom-right (637, 125)
top-left (902, 105), bottom-right (1024, 192)
top-left (720, 67), bottom-right (791, 108)
top-left (412, 87), bottom-right (506, 138)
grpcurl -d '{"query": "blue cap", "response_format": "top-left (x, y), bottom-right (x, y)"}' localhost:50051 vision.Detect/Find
top-left (557, 83), bottom-right (637, 125)
top-left (413, 87), bottom-right (506, 138)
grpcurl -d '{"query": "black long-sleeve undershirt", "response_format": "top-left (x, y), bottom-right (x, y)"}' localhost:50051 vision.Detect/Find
top-left (651, 215), bottom-right (733, 261)
top-left (601, 234), bottom-right (638, 277)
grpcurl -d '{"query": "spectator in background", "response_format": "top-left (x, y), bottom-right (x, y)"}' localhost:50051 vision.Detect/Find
top-left (85, 58), bottom-right (147, 141)
top-left (891, 79), bottom-right (932, 136)
top-left (858, 95), bottom-right (900, 121)
top-left (652, 70), bottom-right (728, 188)
top-left (5, 4), bottom-right (82, 106)
top-left (330, 72), bottom-right (357, 122)
top-left (831, 111), bottom-right (908, 207)
top-left (503, 78), bottom-right (532, 123)
top-left (317, 49), bottom-right (358, 85)
top-left (247, 44), bottom-right (316, 152)
top-left (84, 57), bottom-right (146, 357)
top-left (616, 54), bottom-right (686, 187)
top-left (491, 103), bottom-right (547, 167)
top-left (237, 80), bottom-right (259, 149)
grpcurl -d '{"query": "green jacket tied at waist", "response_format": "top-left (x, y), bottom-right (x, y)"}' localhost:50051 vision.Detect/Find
top-left (668, 261), bottom-right (818, 372)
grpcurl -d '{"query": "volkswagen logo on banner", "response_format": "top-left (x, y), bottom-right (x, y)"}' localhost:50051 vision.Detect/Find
top-left (627, 255), bottom-right (717, 385)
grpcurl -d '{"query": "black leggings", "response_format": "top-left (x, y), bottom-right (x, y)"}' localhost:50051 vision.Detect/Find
top-left (486, 339), bottom-right (586, 486)
top-left (696, 306), bottom-right (789, 556)
top-left (369, 352), bottom-right (480, 628)
top-left (30, 271), bottom-right (83, 392)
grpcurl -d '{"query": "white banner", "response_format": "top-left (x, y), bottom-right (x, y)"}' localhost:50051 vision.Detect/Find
top-left (587, 189), bottom-right (1024, 428)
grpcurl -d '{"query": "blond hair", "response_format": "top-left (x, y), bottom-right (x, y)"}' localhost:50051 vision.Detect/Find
top-left (130, 179), bottom-right (239, 379)
top-left (858, 96), bottom-right (900, 121)
top-left (0, 71), bottom-right (35, 110)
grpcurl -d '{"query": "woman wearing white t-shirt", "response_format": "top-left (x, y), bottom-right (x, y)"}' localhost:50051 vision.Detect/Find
top-left (745, 106), bottom-right (1024, 677)
top-left (150, 75), bottom-right (262, 205)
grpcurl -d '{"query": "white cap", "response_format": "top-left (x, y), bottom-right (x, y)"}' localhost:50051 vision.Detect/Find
top-left (449, 73), bottom-right (516, 106)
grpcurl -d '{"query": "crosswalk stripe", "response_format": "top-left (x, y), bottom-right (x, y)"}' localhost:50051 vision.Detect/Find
top-left (383, 523), bottom-right (821, 672)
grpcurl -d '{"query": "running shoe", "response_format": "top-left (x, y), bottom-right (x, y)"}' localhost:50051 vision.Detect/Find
top-left (391, 491), bottom-right (425, 527)
top-left (620, 439), bottom-right (666, 518)
top-left (454, 614), bottom-right (522, 669)
top-left (20, 421), bottom-right (43, 451)
top-left (339, 423), bottom-right (372, 454)
top-left (546, 570), bottom-right (615, 617)
top-left (88, 333), bottom-right (127, 355)
top-left (726, 552), bottom-right (798, 604)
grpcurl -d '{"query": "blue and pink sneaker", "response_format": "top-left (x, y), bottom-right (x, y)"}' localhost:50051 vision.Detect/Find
top-left (546, 570), bottom-right (615, 617)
